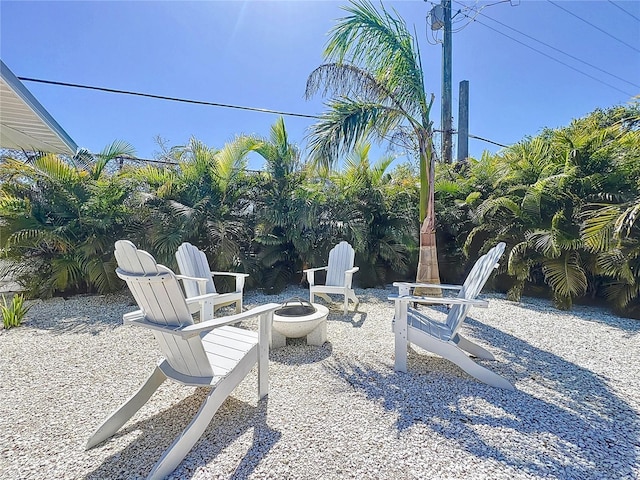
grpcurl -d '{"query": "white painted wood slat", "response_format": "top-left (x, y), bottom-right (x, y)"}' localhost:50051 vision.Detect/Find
top-left (390, 242), bottom-right (512, 390)
top-left (88, 240), bottom-right (279, 479)
top-left (304, 241), bottom-right (360, 314)
top-left (176, 242), bottom-right (247, 316)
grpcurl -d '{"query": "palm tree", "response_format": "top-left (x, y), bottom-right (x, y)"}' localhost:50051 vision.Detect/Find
top-left (305, 0), bottom-right (440, 289)
top-left (0, 141), bottom-right (136, 296)
top-left (126, 137), bottom-right (251, 271)
top-left (331, 142), bottom-right (416, 286)
top-left (247, 117), bottom-right (308, 292)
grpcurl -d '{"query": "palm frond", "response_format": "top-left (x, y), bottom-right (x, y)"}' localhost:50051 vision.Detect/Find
top-left (581, 204), bottom-right (618, 252)
top-left (306, 98), bottom-right (403, 168)
top-left (541, 251), bottom-right (587, 299)
top-left (324, 0), bottom-right (427, 112)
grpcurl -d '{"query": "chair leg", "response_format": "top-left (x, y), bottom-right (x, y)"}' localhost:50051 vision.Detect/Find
top-left (315, 293), bottom-right (332, 305)
top-left (201, 299), bottom-right (214, 321)
top-left (394, 302), bottom-right (408, 373)
top-left (146, 380), bottom-right (238, 480)
top-left (413, 333), bottom-right (513, 390)
top-left (444, 344), bottom-right (514, 391)
top-left (235, 297), bottom-right (242, 314)
top-left (454, 334), bottom-right (496, 360)
top-left (350, 290), bottom-right (359, 307)
top-left (86, 366), bottom-right (166, 449)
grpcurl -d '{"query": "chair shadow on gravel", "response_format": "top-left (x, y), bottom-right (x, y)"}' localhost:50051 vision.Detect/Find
top-left (85, 389), bottom-right (281, 480)
top-left (328, 310), bottom-right (367, 328)
top-left (325, 317), bottom-right (639, 479)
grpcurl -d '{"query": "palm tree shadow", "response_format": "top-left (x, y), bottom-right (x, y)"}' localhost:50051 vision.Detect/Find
top-left (24, 293), bottom-right (135, 335)
top-left (85, 388), bottom-right (280, 480)
top-left (325, 319), bottom-right (639, 479)
top-left (491, 296), bottom-right (640, 335)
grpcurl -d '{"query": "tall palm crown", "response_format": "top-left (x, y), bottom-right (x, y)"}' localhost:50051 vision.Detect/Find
top-left (306, 0), bottom-right (431, 164)
top-left (306, 0), bottom-right (439, 286)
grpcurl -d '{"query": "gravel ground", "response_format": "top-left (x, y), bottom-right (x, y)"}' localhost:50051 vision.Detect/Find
top-left (1, 286), bottom-right (639, 480)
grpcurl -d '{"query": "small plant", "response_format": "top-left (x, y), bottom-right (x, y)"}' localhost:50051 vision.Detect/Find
top-left (1, 293), bottom-right (31, 329)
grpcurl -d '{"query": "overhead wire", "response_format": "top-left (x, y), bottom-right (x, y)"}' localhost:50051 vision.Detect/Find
top-left (457, 12), bottom-right (635, 97)
top-left (451, 0), bottom-right (640, 90)
top-left (17, 77), bottom-right (319, 119)
top-left (17, 76), bottom-right (509, 151)
top-left (607, 0), bottom-right (640, 23)
top-left (547, 0), bottom-right (640, 54)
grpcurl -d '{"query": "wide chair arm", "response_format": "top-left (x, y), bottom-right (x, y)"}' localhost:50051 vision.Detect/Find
top-left (388, 293), bottom-right (489, 308)
top-left (393, 281), bottom-right (463, 297)
top-left (345, 266), bottom-right (359, 286)
top-left (303, 266), bottom-right (328, 286)
top-left (124, 303), bottom-right (281, 339)
top-left (176, 274), bottom-right (209, 295)
top-left (210, 271), bottom-right (249, 292)
top-left (184, 291), bottom-right (239, 308)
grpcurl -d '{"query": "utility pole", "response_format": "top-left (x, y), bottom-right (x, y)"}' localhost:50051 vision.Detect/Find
top-left (457, 80), bottom-right (469, 161)
top-left (441, 0), bottom-right (453, 163)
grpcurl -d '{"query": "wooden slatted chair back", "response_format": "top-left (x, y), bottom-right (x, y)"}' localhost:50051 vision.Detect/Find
top-left (114, 240), bottom-right (213, 378)
top-left (326, 241), bottom-right (355, 287)
top-left (176, 242), bottom-right (217, 297)
top-left (445, 242), bottom-right (506, 335)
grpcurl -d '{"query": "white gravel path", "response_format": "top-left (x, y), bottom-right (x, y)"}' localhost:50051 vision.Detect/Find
top-left (1, 286), bottom-right (639, 480)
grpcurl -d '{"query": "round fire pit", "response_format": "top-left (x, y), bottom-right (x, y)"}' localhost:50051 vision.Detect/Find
top-left (271, 298), bottom-right (329, 348)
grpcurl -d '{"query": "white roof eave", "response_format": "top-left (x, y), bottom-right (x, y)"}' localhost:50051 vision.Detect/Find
top-left (0, 60), bottom-right (78, 156)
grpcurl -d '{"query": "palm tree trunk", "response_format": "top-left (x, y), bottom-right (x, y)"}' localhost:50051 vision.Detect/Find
top-left (415, 132), bottom-right (441, 296)
top-left (416, 219), bottom-right (441, 295)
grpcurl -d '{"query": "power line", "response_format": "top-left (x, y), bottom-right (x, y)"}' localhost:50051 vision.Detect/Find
top-left (18, 76), bottom-right (510, 150)
top-left (468, 134), bottom-right (507, 148)
top-left (547, 0), bottom-right (640, 54)
top-left (608, 0), bottom-right (640, 23)
top-left (460, 13), bottom-right (635, 97)
top-left (452, 0), bottom-right (640, 90)
top-left (17, 77), bottom-right (319, 119)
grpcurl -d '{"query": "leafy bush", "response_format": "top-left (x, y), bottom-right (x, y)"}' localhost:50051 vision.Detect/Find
top-left (0, 143), bottom-right (136, 297)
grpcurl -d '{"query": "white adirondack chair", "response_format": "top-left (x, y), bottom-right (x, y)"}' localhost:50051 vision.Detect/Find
top-left (175, 242), bottom-right (249, 319)
top-left (86, 240), bottom-right (279, 480)
top-left (304, 241), bottom-right (359, 314)
top-left (391, 242), bottom-right (514, 390)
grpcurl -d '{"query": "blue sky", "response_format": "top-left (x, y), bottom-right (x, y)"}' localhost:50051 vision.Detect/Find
top-left (1, 0), bottom-right (638, 170)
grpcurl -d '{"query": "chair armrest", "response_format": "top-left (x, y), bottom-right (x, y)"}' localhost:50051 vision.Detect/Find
top-left (393, 281), bottom-right (463, 291)
top-left (123, 310), bottom-right (184, 335)
top-left (210, 271), bottom-right (249, 292)
top-left (303, 266), bottom-right (328, 273)
top-left (123, 303), bottom-right (281, 338)
top-left (344, 266), bottom-right (359, 287)
top-left (180, 303), bottom-right (281, 337)
top-left (184, 292), bottom-right (232, 306)
top-left (176, 274), bottom-right (209, 295)
top-left (388, 294), bottom-right (489, 308)
top-left (303, 266), bottom-right (328, 287)
top-left (210, 271), bottom-right (249, 278)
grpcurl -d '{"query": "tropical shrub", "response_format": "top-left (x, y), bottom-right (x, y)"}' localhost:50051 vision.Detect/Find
top-left (439, 103), bottom-right (640, 313)
top-left (0, 142), bottom-right (136, 297)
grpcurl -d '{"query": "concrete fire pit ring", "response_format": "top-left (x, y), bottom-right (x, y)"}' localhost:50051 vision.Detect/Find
top-left (271, 303), bottom-right (329, 348)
